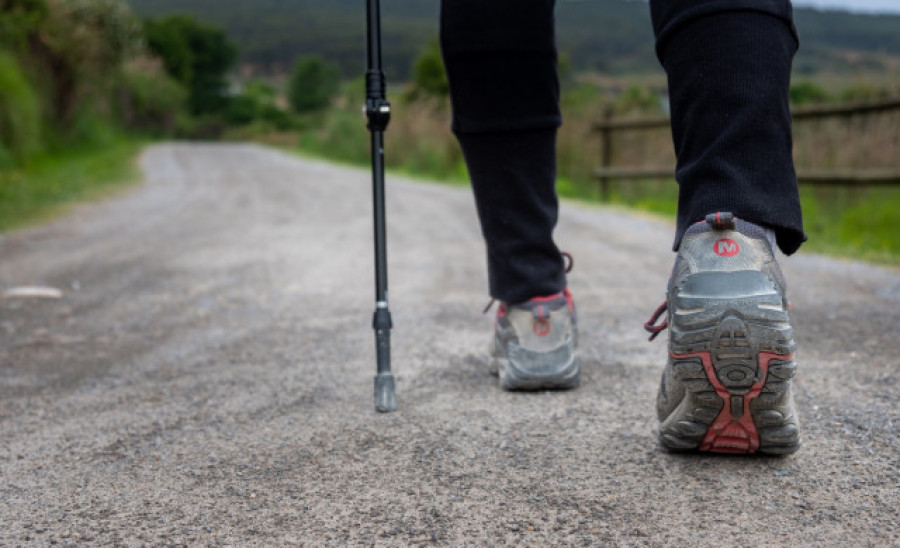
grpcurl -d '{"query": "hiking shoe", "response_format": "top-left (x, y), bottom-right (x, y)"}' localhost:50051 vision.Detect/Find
top-left (646, 212), bottom-right (800, 454)
top-left (489, 288), bottom-right (580, 390)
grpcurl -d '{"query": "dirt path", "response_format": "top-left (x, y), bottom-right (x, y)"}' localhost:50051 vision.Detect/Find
top-left (1, 143), bottom-right (898, 545)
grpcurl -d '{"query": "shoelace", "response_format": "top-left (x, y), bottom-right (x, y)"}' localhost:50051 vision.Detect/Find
top-left (643, 301), bottom-right (668, 341)
top-left (482, 252), bottom-right (574, 314)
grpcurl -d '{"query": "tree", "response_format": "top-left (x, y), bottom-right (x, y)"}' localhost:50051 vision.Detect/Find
top-left (288, 56), bottom-right (340, 113)
top-left (144, 15), bottom-right (237, 115)
top-left (0, 0), bottom-right (48, 51)
top-left (411, 39), bottom-right (448, 97)
top-left (1, 0), bottom-right (145, 133)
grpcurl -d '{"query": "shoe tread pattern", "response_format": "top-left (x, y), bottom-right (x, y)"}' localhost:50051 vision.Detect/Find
top-left (659, 270), bottom-right (800, 455)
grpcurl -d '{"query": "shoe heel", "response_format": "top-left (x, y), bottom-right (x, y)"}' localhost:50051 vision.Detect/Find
top-left (498, 354), bottom-right (580, 391)
top-left (660, 271), bottom-right (800, 454)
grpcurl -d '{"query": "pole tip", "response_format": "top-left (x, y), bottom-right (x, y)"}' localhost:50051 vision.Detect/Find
top-left (374, 372), bottom-right (397, 413)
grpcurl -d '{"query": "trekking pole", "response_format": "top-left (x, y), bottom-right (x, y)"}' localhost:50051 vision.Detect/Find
top-left (364, 0), bottom-right (397, 412)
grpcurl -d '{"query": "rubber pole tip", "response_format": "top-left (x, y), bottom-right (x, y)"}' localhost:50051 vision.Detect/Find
top-left (374, 372), bottom-right (397, 412)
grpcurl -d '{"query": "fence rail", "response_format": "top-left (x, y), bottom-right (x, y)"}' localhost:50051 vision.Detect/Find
top-left (592, 97), bottom-right (900, 198)
top-left (593, 168), bottom-right (900, 187)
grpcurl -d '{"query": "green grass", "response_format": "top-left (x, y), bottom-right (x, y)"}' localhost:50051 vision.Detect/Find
top-left (0, 139), bottom-right (145, 232)
top-left (592, 179), bottom-right (900, 265)
top-left (799, 186), bottom-right (900, 264)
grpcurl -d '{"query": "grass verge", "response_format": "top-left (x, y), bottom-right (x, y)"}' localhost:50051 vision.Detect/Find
top-left (799, 186), bottom-right (900, 264)
top-left (0, 139), bottom-right (145, 233)
top-left (584, 178), bottom-right (900, 265)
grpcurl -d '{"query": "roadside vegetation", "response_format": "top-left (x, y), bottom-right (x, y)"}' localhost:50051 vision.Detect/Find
top-left (2, 1), bottom-right (898, 264)
top-left (0, 0), bottom-right (280, 229)
top-left (0, 139), bottom-right (143, 231)
top-left (285, 44), bottom-right (900, 264)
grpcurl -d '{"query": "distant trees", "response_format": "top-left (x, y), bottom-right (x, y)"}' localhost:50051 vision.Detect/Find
top-left (128, 0), bottom-right (900, 80)
top-left (144, 15), bottom-right (237, 115)
top-left (411, 39), bottom-right (448, 98)
top-left (288, 56), bottom-right (340, 113)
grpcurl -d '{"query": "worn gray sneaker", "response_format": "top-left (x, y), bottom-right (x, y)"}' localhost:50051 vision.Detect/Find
top-left (489, 288), bottom-right (580, 390)
top-left (646, 212), bottom-right (800, 454)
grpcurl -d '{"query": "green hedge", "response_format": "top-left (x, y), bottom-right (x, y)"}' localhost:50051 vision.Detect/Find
top-left (0, 50), bottom-right (42, 168)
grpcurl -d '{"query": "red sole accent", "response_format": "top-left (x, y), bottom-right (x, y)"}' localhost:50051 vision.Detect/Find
top-left (669, 350), bottom-right (793, 454)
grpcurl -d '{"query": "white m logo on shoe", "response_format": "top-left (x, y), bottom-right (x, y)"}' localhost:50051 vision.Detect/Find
top-left (714, 238), bottom-right (741, 257)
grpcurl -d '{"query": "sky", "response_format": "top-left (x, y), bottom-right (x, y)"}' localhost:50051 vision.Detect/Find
top-left (792, 0), bottom-right (900, 14)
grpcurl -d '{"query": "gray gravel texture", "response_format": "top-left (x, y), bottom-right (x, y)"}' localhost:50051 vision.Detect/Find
top-left (1, 143), bottom-right (898, 546)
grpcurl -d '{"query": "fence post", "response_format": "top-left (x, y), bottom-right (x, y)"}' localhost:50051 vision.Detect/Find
top-left (599, 106), bottom-right (613, 201)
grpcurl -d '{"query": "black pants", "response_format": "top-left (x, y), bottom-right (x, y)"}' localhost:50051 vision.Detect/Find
top-left (440, 0), bottom-right (806, 304)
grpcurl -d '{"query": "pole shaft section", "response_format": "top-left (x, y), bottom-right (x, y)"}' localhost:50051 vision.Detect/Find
top-left (371, 131), bottom-right (388, 301)
top-left (366, 0), bottom-right (383, 74)
top-left (366, 0), bottom-right (396, 412)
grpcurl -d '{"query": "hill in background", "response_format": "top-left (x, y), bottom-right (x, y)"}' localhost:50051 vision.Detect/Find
top-left (126, 0), bottom-right (900, 79)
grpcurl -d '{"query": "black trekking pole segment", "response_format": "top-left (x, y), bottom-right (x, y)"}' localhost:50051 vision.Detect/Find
top-left (365, 0), bottom-right (396, 412)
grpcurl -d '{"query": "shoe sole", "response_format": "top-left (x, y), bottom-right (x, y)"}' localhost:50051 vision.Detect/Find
top-left (659, 271), bottom-right (800, 455)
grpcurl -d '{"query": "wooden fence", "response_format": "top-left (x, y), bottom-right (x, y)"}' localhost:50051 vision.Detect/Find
top-left (593, 97), bottom-right (900, 200)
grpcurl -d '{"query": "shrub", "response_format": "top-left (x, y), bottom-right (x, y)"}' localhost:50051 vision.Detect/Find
top-left (614, 85), bottom-right (662, 115)
top-left (789, 81), bottom-right (830, 105)
top-left (840, 84), bottom-right (891, 103)
top-left (0, 50), bottom-right (42, 167)
top-left (259, 104), bottom-right (294, 130)
top-left (225, 94), bottom-right (257, 126)
top-left (411, 39), bottom-right (448, 98)
top-left (288, 56), bottom-right (340, 113)
top-left (223, 80), bottom-right (294, 129)
top-left (118, 56), bottom-right (187, 134)
top-left (41, 0), bottom-right (144, 102)
top-left (144, 15), bottom-right (238, 115)
top-left (0, 0), bottom-right (48, 51)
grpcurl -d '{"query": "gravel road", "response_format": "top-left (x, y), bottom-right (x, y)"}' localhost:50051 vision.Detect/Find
top-left (1, 143), bottom-right (898, 546)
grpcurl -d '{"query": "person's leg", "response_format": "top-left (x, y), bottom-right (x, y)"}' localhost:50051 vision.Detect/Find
top-left (441, 0), bottom-right (578, 390)
top-left (651, 0), bottom-right (806, 254)
top-left (440, 0), bottom-right (565, 305)
top-left (647, 1), bottom-right (803, 454)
